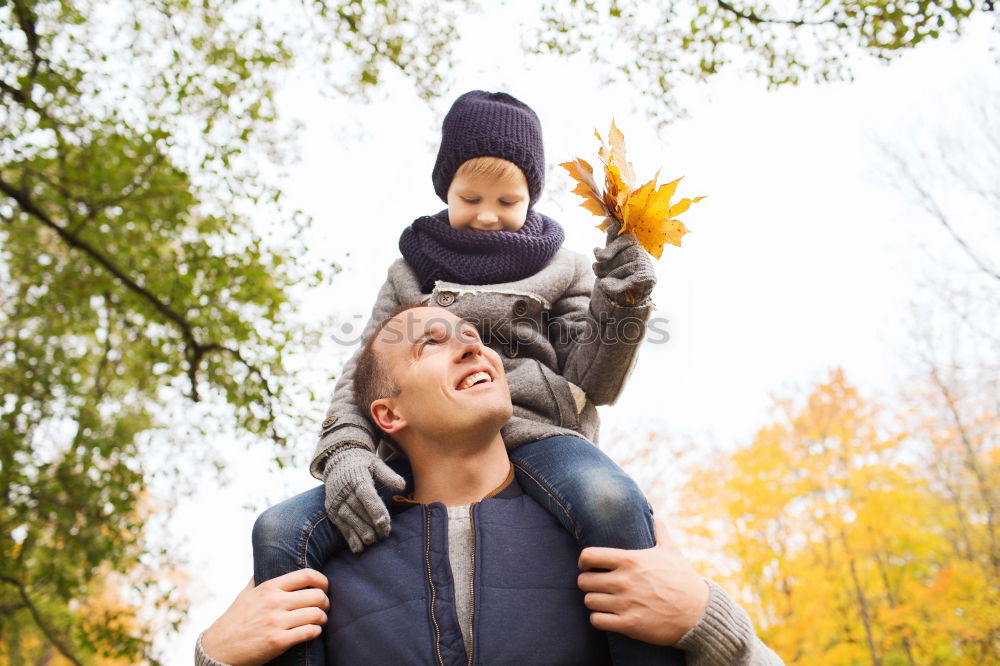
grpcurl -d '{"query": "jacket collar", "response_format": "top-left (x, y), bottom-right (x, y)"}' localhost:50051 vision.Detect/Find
top-left (393, 462), bottom-right (516, 507)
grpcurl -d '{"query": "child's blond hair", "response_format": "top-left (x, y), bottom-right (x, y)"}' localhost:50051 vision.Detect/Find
top-left (454, 157), bottom-right (525, 185)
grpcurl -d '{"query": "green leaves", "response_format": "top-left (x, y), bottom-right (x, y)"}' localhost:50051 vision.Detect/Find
top-left (0, 0), bottom-right (473, 661)
top-left (531, 0), bottom-right (981, 124)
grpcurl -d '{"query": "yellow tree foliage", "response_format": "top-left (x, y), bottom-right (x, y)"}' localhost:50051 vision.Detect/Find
top-left (680, 369), bottom-right (999, 665)
top-left (0, 492), bottom-right (187, 665)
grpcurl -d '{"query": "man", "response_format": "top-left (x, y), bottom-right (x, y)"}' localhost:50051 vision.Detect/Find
top-left (197, 306), bottom-right (782, 665)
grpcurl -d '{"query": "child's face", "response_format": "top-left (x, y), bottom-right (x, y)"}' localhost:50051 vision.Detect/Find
top-left (446, 169), bottom-right (530, 232)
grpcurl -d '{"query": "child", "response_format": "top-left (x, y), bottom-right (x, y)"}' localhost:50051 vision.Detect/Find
top-left (253, 91), bottom-right (681, 665)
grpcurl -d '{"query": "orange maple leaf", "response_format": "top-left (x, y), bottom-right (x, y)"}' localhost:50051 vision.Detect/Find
top-left (560, 122), bottom-right (706, 259)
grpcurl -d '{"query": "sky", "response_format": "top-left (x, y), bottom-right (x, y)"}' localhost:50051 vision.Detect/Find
top-left (164, 8), bottom-right (998, 663)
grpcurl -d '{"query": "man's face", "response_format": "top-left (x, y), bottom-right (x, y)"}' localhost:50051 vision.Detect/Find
top-left (373, 307), bottom-right (512, 443)
top-left (446, 167), bottom-right (530, 232)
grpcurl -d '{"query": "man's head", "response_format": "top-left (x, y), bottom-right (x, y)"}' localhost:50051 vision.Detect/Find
top-left (355, 305), bottom-right (512, 456)
top-left (432, 90), bottom-right (545, 208)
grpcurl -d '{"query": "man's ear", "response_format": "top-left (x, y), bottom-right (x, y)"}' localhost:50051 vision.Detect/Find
top-left (371, 398), bottom-right (407, 435)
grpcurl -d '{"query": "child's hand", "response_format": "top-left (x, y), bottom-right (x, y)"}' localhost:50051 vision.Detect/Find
top-left (593, 222), bottom-right (657, 306)
top-left (322, 445), bottom-right (406, 553)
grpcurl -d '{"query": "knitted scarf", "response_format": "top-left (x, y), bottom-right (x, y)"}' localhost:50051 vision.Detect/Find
top-left (398, 209), bottom-right (565, 293)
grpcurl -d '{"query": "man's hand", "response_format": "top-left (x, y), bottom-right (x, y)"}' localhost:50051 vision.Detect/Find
top-left (593, 222), bottom-right (657, 306)
top-left (577, 518), bottom-right (709, 646)
top-left (200, 569), bottom-right (330, 666)
top-left (323, 445), bottom-right (406, 554)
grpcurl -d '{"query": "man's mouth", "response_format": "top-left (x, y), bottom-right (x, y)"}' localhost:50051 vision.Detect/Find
top-left (456, 370), bottom-right (493, 390)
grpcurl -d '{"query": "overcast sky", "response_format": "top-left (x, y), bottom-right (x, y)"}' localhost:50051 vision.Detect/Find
top-left (165, 9), bottom-right (998, 663)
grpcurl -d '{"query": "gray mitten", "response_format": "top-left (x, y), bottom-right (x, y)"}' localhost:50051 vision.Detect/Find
top-left (593, 222), bottom-right (657, 305)
top-left (323, 445), bottom-right (407, 554)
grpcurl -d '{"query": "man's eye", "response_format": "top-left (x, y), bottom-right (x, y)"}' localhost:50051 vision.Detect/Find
top-left (462, 197), bottom-right (481, 204)
top-left (499, 200), bottom-right (516, 207)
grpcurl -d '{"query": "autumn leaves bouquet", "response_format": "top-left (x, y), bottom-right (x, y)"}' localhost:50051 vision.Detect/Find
top-left (561, 122), bottom-right (705, 259)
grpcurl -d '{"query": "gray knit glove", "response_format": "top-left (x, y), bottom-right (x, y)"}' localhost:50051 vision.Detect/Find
top-left (323, 445), bottom-right (406, 554)
top-left (593, 222), bottom-right (657, 305)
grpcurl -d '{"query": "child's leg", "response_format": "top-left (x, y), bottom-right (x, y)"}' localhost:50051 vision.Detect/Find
top-left (252, 485), bottom-right (339, 585)
top-left (510, 435), bottom-right (686, 666)
top-left (509, 435), bottom-right (654, 549)
top-left (251, 485), bottom-right (335, 666)
top-left (250, 458), bottom-right (411, 666)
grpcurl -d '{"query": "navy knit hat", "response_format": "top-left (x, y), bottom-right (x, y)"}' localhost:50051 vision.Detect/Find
top-left (432, 91), bottom-right (545, 206)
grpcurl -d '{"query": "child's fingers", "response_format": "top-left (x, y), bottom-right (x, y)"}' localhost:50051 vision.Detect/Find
top-left (337, 496), bottom-right (372, 534)
top-left (372, 459), bottom-right (406, 492)
top-left (335, 502), bottom-right (370, 553)
top-left (351, 484), bottom-right (391, 538)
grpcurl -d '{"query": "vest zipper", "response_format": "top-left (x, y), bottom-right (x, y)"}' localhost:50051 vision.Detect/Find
top-left (466, 505), bottom-right (477, 666)
top-left (425, 506), bottom-right (445, 666)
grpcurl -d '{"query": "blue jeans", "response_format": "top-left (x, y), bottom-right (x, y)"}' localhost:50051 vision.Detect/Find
top-left (252, 438), bottom-right (684, 665)
top-left (511, 436), bottom-right (685, 665)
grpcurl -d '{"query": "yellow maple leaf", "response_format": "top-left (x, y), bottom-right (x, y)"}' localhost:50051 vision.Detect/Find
top-left (560, 158), bottom-right (608, 218)
top-left (561, 122), bottom-right (706, 259)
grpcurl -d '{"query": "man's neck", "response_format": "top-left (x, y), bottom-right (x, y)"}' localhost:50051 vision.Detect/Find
top-left (408, 433), bottom-right (512, 506)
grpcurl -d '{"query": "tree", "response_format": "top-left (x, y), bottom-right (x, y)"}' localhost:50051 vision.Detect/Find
top-left (0, 0), bottom-right (469, 661)
top-left (530, 0), bottom-right (989, 122)
top-left (681, 370), bottom-right (999, 664)
top-left (875, 62), bottom-right (1000, 284)
top-left (879, 67), bottom-right (1000, 660)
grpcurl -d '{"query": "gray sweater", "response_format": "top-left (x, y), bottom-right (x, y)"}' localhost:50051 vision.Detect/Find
top-left (311, 249), bottom-right (654, 477)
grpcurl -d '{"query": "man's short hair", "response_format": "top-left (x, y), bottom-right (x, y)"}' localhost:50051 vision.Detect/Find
top-left (353, 303), bottom-right (424, 431)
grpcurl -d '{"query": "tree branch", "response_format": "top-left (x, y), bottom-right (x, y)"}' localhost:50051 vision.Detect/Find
top-left (839, 530), bottom-right (883, 666)
top-left (2, 176), bottom-right (197, 401)
top-left (0, 575), bottom-right (84, 666)
top-left (0, 175), bottom-right (200, 356)
top-left (883, 147), bottom-right (1000, 283)
top-left (11, 0), bottom-right (43, 79)
top-left (715, 0), bottom-right (847, 28)
top-left (1, 176), bottom-right (284, 437)
top-left (927, 365), bottom-right (1000, 572)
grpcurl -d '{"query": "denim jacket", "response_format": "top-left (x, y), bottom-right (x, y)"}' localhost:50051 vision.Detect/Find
top-left (311, 248), bottom-right (653, 477)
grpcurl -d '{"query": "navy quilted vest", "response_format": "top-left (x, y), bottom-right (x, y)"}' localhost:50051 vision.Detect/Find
top-left (322, 482), bottom-right (610, 664)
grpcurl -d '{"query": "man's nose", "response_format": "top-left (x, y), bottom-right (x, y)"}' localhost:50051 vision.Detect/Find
top-left (456, 332), bottom-right (483, 360)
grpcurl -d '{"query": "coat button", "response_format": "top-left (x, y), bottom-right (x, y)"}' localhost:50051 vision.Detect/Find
top-left (512, 299), bottom-right (528, 316)
top-left (436, 292), bottom-right (455, 307)
top-left (322, 415), bottom-right (338, 429)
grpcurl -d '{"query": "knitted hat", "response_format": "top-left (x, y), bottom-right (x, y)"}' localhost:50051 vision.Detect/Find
top-left (432, 90), bottom-right (545, 206)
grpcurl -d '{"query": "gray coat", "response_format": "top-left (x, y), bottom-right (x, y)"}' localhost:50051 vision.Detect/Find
top-left (310, 248), bottom-right (653, 478)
